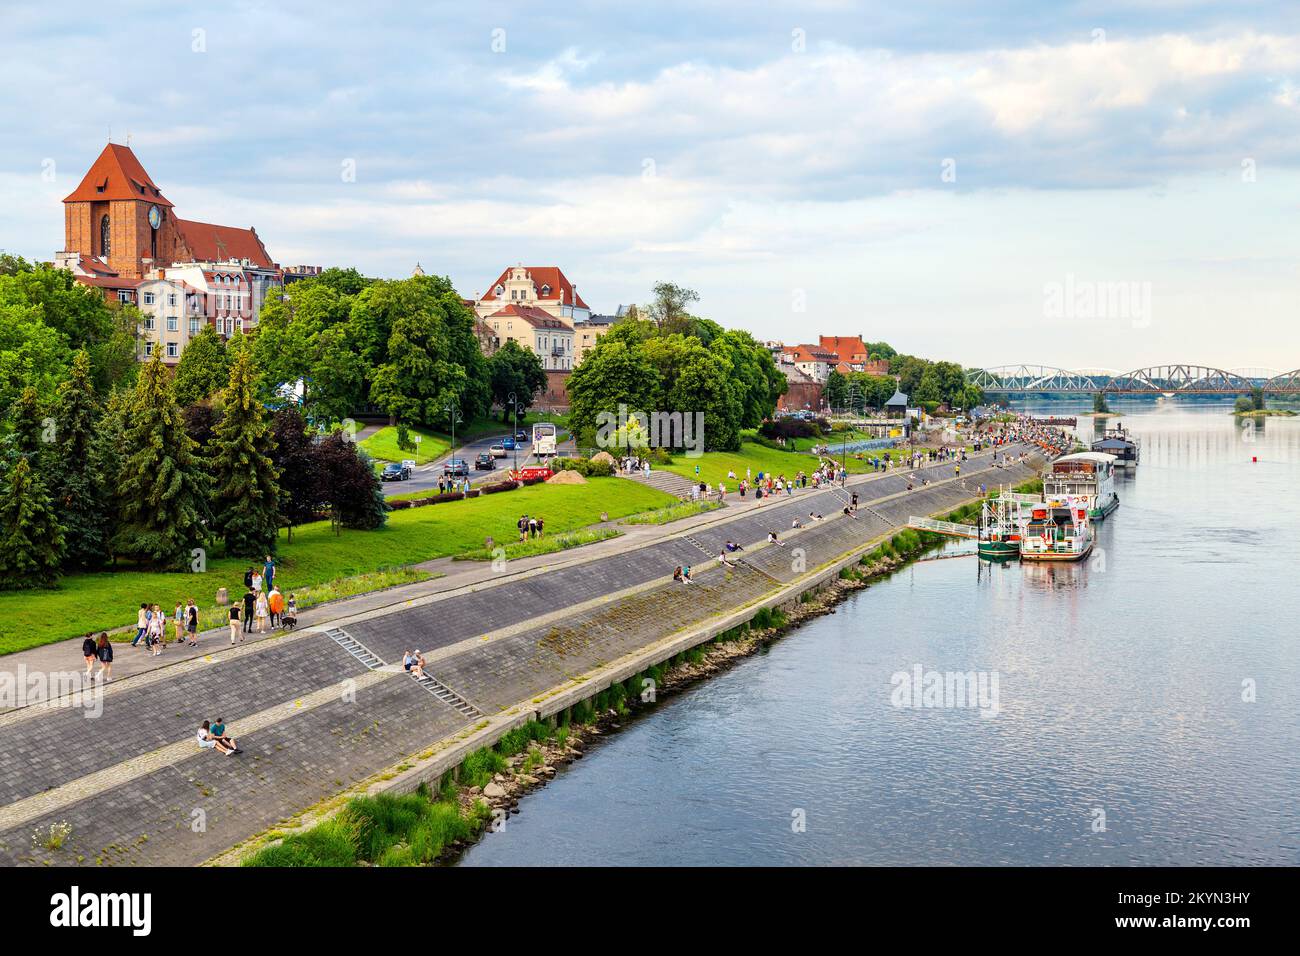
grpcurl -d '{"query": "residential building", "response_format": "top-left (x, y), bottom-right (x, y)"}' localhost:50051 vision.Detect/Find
top-left (480, 304), bottom-right (575, 371)
top-left (781, 344), bottom-right (839, 383)
top-left (574, 312), bottom-right (618, 364)
top-left (474, 265), bottom-right (590, 325)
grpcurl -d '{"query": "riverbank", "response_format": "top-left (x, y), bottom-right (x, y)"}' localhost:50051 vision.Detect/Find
top-left (235, 501), bottom-right (1005, 867)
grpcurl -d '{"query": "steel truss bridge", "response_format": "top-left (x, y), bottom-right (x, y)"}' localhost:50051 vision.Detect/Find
top-left (967, 364), bottom-right (1300, 395)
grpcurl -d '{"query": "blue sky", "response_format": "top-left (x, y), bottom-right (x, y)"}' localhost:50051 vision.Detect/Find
top-left (3, 1), bottom-right (1300, 369)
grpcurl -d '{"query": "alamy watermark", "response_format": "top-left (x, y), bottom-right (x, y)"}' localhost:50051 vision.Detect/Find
top-left (595, 404), bottom-right (705, 457)
top-left (1043, 274), bottom-right (1151, 328)
top-left (0, 666), bottom-right (103, 717)
top-left (889, 665), bottom-right (1000, 718)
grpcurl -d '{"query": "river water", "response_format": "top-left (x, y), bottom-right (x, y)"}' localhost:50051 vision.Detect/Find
top-left (459, 402), bottom-right (1300, 866)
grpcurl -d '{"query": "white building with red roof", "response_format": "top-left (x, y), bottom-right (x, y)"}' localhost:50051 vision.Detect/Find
top-left (480, 303), bottom-right (575, 371)
top-left (475, 265), bottom-right (591, 326)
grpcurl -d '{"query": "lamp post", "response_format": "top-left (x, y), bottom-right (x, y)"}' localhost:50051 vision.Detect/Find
top-left (507, 391), bottom-right (519, 473)
top-left (443, 402), bottom-right (463, 481)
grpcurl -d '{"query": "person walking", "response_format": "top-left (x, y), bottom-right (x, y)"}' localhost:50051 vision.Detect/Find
top-left (131, 602), bottom-right (148, 647)
top-left (229, 602), bottom-right (241, 644)
top-left (186, 599), bottom-right (199, 647)
top-left (243, 567), bottom-right (254, 591)
top-left (263, 555), bottom-right (276, 593)
top-left (172, 602), bottom-right (185, 645)
top-left (250, 568), bottom-right (263, 593)
top-left (95, 633), bottom-right (113, 681)
top-left (82, 633), bottom-right (98, 680)
top-left (148, 606), bottom-right (165, 656)
top-left (242, 587), bottom-right (256, 635)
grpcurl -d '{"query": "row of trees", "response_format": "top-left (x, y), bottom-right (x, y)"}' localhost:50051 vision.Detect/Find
top-left (825, 348), bottom-right (983, 413)
top-left (567, 285), bottom-right (787, 452)
top-left (0, 340), bottom-right (387, 591)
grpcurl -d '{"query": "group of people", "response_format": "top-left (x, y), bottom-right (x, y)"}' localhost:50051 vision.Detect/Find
top-left (129, 599), bottom-right (202, 656)
top-left (438, 474), bottom-right (472, 495)
top-left (228, 555), bottom-right (297, 645)
top-left (979, 417), bottom-right (1068, 455)
top-left (197, 717), bottom-right (240, 756)
top-left (516, 513), bottom-right (546, 542)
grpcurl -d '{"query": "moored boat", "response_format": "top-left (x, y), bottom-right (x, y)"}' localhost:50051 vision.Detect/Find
top-left (1018, 499), bottom-right (1094, 562)
top-left (976, 494), bottom-right (1021, 559)
top-left (1044, 452), bottom-right (1118, 520)
top-left (1090, 422), bottom-right (1140, 469)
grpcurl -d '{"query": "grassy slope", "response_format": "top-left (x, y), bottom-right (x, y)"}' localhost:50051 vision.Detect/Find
top-left (358, 425), bottom-right (451, 465)
top-left (0, 477), bottom-right (672, 655)
top-left (661, 440), bottom-right (824, 487)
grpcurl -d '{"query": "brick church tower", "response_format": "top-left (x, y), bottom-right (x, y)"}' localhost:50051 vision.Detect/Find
top-left (62, 143), bottom-right (190, 279)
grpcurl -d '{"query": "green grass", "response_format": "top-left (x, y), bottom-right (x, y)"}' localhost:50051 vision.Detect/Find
top-left (358, 425), bottom-right (450, 465)
top-left (454, 527), bottom-right (622, 561)
top-left (0, 477), bottom-right (672, 656)
top-left (661, 440), bottom-right (824, 488)
top-left (621, 500), bottom-right (723, 526)
top-left (243, 788), bottom-right (490, 867)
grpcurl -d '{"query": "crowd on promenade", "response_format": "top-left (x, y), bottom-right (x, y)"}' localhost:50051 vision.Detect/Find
top-left (227, 556), bottom-right (298, 644)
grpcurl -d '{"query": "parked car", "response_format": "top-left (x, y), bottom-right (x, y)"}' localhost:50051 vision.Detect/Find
top-left (489, 443), bottom-right (507, 458)
top-left (444, 458), bottom-right (470, 478)
top-left (380, 462), bottom-right (411, 481)
top-left (502, 437), bottom-right (517, 451)
top-left (514, 429), bottom-right (529, 443)
top-left (474, 453), bottom-right (496, 470)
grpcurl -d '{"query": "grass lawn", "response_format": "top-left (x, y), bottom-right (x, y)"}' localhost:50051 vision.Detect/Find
top-left (0, 477), bottom-right (672, 656)
top-left (358, 425), bottom-right (451, 465)
top-left (621, 500), bottom-right (724, 525)
top-left (662, 440), bottom-right (824, 487)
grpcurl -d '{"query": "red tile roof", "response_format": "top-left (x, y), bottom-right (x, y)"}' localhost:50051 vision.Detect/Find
top-left (485, 303), bottom-right (573, 330)
top-left (63, 144), bottom-right (173, 207)
top-left (787, 345), bottom-right (837, 363)
top-left (75, 275), bottom-right (141, 290)
top-left (175, 219), bottom-right (274, 269)
top-left (818, 335), bottom-right (870, 363)
top-left (480, 266), bottom-right (588, 310)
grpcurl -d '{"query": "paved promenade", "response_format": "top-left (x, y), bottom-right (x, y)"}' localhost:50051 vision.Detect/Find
top-left (0, 447), bottom-right (1038, 866)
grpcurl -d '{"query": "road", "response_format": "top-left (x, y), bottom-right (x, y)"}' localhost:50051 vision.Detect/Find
top-left (380, 427), bottom-right (576, 497)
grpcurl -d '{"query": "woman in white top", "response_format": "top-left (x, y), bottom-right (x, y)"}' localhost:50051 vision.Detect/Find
top-left (255, 591), bottom-right (270, 633)
top-left (251, 570), bottom-right (264, 593)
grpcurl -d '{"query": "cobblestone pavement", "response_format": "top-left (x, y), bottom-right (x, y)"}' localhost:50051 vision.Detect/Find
top-left (0, 446), bottom-right (1037, 866)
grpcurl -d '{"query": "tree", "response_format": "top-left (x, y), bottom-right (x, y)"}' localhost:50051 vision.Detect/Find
top-left (1234, 396), bottom-right (1254, 414)
top-left (316, 432), bottom-right (387, 531)
top-left (566, 340), bottom-right (663, 440)
top-left (0, 457), bottom-right (65, 589)
top-left (1251, 386), bottom-right (1265, 411)
top-left (488, 340), bottom-right (547, 419)
top-left (209, 344), bottom-right (280, 557)
top-left (825, 369), bottom-right (848, 410)
top-left (1093, 392), bottom-right (1112, 414)
top-left (269, 407), bottom-right (324, 542)
top-left (51, 351), bottom-right (110, 570)
top-left (364, 275), bottom-right (490, 426)
top-left (646, 281), bottom-right (700, 335)
top-left (111, 356), bottom-right (211, 570)
top-left (172, 325), bottom-right (231, 406)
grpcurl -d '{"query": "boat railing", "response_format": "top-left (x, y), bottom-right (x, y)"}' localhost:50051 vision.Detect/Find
top-left (907, 516), bottom-right (978, 539)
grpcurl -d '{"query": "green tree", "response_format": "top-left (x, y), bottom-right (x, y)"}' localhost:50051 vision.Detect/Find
top-left (825, 369), bottom-right (848, 410)
top-left (1251, 386), bottom-right (1265, 411)
top-left (269, 407), bottom-right (323, 542)
top-left (210, 343), bottom-right (280, 557)
top-left (111, 356), bottom-right (211, 570)
top-left (366, 276), bottom-right (490, 425)
top-left (566, 340), bottom-right (663, 439)
top-left (52, 351), bottom-right (111, 570)
top-left (646, 281), bottom-right (700, 335)
top-left (173, 325), bottom-right (231, 406)
top-left (0, 457), bottom-right (66, 590)
top-left (488, 340), bottom-right (548, 419)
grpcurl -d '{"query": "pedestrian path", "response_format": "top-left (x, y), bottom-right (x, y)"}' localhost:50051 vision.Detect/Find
top-left (625, 467), bottom-right (698, 499)
top-left (0, 447), bottom-right (1041, 867)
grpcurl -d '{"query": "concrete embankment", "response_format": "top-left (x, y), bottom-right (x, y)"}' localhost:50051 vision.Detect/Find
top-left (225, 453), bottom-right (1041, 863)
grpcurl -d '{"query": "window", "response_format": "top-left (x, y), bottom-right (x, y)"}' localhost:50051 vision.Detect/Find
top-left (166, 343), bottom-right (179, 358)
top-left (541, 284), bottom-right (551, 296)
top-left (117, 290), bottom-right (132, 302)
top-left (494, 284), bottom-right (504, 296)
top-left (166, 316), bottom-right (178, 332)
top-left (188, 318), bottom-right (200, 335)
top-left (144, 317), bottom-right (156, 331)
top-left (144, 342), bottom-right (154, 356)
top-left (168, 294), bottom-right (177, 306)
top-left (143, 292), bottom-right (155, 305)
top-left (100, 215), bottom-right (111, 256)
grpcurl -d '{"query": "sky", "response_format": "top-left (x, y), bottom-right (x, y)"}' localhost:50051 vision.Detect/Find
top-left (2, 0), bottom-right (1299, 371)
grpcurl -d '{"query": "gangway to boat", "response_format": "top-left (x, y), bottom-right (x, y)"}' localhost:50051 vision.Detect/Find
top-left (907, 516), bottom-right (978, 539)
top-left (997, 491), bottom-right (1043, 505)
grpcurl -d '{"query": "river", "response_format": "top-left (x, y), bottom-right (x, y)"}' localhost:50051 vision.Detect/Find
top-left (458, 402), bottom-right (1300, 866)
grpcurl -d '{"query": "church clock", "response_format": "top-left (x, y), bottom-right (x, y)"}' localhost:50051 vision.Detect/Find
top-left (148, 205), bottom-right (161, 229)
